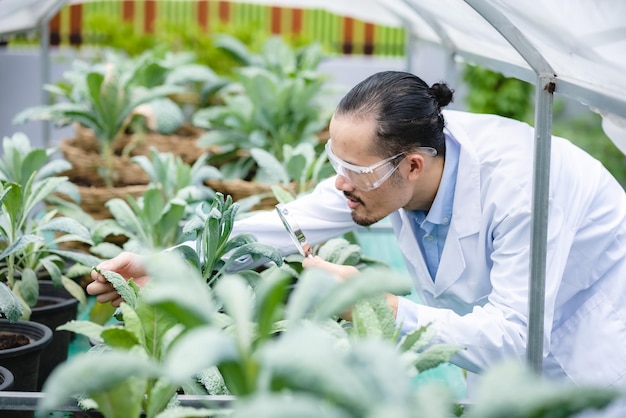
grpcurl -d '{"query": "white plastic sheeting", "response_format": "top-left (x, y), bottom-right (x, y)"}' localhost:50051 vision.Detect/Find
top-left (213, 0), bottom-right (626, 120)
top-left (0, 0), bottom-right (67, 37)
top-left (3, 0), bottom-right (625, 119)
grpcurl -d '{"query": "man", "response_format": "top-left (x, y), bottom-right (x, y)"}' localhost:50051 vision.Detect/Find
top-left (89, 71), bottom-right (626, 402)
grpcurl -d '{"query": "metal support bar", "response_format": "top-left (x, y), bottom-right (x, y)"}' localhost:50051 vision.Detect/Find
top-left (40, 20), bottom-right (50, 148)
top-left (462, 0), bottom-right (556, 374)
top-left (0, 391), bottom-right (235, 412)
top-left (526, 73), bottom-right (555, 372)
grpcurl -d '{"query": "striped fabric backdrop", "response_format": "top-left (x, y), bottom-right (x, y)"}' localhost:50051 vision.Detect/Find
top-left (46, 0), bottom-right (406, 56)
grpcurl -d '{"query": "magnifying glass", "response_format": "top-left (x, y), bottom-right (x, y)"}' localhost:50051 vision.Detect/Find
top-left (275, 204), bottom-right (313, 258)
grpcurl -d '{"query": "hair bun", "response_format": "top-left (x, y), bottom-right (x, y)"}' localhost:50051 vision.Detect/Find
top-left (430, 82), bottom-right (454, 109)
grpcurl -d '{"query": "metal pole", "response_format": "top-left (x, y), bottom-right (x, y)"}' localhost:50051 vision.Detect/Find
top-left (39, 20), bottom-right (50, 148)
top-left (526, 73), bottom-right (555, 372)
top-left (462, 0), bottom-right (556, 373)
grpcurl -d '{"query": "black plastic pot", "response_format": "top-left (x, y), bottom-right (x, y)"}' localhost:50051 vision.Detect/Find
top-left (0, 365), bottom-right (14, 391)
top-left (30, 280), bottom-right (79, 390)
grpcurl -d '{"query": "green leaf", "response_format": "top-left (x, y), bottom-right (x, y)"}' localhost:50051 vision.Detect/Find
top-left (58, 319), bottom-right (105, 341)
top-left (0, 282), bottom-right (23, 322)
top-left (350, 295), bottom-right (398, 341)
top-left (466, 361), bottom-right (622, 418)
top-left (218, 243), bottom-right (283, 278)
top-left (38, 216), bottom-right (93, 245)
top-left (250, 148), bottom-right (289, 184)
top-left (106, 198), bottom-right (145, 236)
top-left (254, 267), bottom-right (294, 343)
top-left (314, 268), bottom-right (412, 321)
top-left (413, 344), bottom-right (463, 373)
top-left (40, 258), bottom-right (63, 287)
top-left (214, 275), bottom-right (254, 353)
top-left (141, 253), bottom-right (217, 328)
top-left (39, 350), bottom-right (161, 415)
top-left (163, 325), bottom-right (239, 383)
top-left (98, 269), bottom-right (138, 309)
top-left (101, 327), bottom-right (141, 349)
top-left (143, 187), bottom-right (165, 226)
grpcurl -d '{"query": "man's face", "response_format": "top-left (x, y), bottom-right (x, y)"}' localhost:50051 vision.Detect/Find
top-left (328, 114), bottom-right (414, 226)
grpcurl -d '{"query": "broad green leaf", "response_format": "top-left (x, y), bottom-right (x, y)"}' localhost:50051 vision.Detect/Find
top-left (39, 350), bottom-right (161, 415)
top-left (350, 295), bottom-right (398, 341)
top-left (61, 276), bottom-right (87, 306)
top-left (97, 269), bottom-right (138, 309)
top-left (49, 249), bottom-right (103, 270)
top-left (106, 198), bottom-right (145, 236)
top-left (0, 282), bottom-right (23, 322)
top-left (285, 269), bottom-right (339, 323)
top-left (101, 327), bottom-right (141, 350)
top-left (250, 148), bottom-right (290, 184)
top-left (141, 253), bottom-right (217, 327)
top-left (254, 267), bottom-right (294, 344)
top-left (119, 300), bottom-right (145, 345)
top-left (58, 319), bottom-right (105, 341)
top-left (40, 258), bottom-right (63, 287)
top-left (38, 216), bottom-right (93, 244)
top-left (15, 268), bottom-right (39, 307)
top-left (218, 243), bottom-right (283, 278)
top-left (163, 326), bottom-right (239, 383)
top-left (466, 361), bottom-right (622, 418)
top-left (214, 275), bottom-right (254, 353)
top-left (144, 377), bottom-right (179, 418)
top-left (413, 344), bottom-right (464, 373)
top-left (314, 268), bottom-right (412, 321)
top-left (23, 176), bottom-right (68, 216)
top-left (143, 187), bottom-right (165, 226)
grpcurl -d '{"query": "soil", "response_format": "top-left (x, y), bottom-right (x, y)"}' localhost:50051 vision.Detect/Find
top-left (0, 332), bottom-right (31, 349)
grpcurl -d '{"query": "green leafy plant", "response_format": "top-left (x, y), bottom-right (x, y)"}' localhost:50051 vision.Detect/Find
top-left (39, 249), bottom-right (621, 417)
top-left (12, 53), bottom-right (185, 187)
top-left (252, 142), bottom-right (334, 202)
top-left (175, 193), bottom-right (283, 286)
top-left (88, 148), bottom-right (222, 257)
top-left (192, 35), bottom-right (332, 183)
top-left (49, 268), bottom-right (216, 418)
top-left (0, 133), bottom-right (101, 321)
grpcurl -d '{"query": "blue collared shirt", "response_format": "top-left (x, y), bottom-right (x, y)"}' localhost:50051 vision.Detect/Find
top-left (408, 133), bottom-right (459, 280)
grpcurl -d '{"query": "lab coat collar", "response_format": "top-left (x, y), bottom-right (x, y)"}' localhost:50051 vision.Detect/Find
top-left (444, 112), bottom-right (482, 238)
top-left (393, 112), bottom-right (482, 295)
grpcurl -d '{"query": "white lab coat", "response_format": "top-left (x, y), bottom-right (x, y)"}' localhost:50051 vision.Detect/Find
top-left (231, 110), bottom-right (626, 394)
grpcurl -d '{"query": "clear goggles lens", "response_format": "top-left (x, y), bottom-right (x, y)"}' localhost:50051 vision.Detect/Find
top-left (325, 139), bottom-right (437, 191)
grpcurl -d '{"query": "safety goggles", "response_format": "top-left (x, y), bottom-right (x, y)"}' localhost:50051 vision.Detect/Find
top-left (325, 139), bottom-right (437, 191)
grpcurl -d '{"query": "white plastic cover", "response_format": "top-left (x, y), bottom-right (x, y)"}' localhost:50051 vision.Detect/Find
top-left (2, 0), bottom-right (625, 139)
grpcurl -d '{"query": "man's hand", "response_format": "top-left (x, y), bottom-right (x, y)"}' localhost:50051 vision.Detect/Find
top-left (87, 252), bottom-right (151, 307)
top-left (301, 255), bottom-right (359, 281)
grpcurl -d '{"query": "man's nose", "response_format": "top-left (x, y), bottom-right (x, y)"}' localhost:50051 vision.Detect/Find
top-left (334, 174), bottom-right (355, 192)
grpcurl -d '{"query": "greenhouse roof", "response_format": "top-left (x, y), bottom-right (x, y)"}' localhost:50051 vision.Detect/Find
top-left (0, 0), bottom-right (67, 37)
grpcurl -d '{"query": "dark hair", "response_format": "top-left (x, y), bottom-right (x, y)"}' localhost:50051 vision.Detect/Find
top-left (335, 71), bottom-right (453, 157)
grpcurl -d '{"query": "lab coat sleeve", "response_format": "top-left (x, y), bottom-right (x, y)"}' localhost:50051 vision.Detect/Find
top-left (198, 177), bottom-right (358, 271)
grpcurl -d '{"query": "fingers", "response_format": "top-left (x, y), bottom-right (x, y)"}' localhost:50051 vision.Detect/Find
top-left (90, 252), bottom-right (142, 283)
top-left (86, 280), bottom-right (111, 296)
top-left (301, 256), bottom-right (359, 281)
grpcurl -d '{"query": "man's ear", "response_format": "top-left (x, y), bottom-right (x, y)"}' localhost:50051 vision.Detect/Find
top-left (406, 154), bottom-right (425, 180)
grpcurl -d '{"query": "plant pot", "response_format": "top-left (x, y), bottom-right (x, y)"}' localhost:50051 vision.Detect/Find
top-left (30, 281), bottom-right (79, 390)
top-left (204, 178), bottom-right (281, 211)
top-left (59, 137), bottom-right (151, 187)
top-left (0, 365), bottom-right (14, 391)
top-left (0, 320), bottom-right (52, 391)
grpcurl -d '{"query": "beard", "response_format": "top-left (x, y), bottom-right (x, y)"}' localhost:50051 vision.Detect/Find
top-left (345, 191), bottom-right (386, 226)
